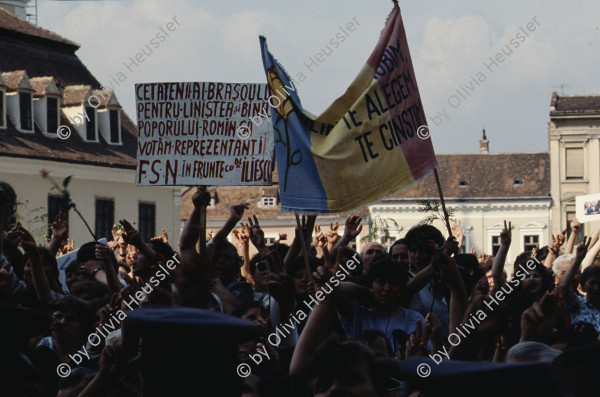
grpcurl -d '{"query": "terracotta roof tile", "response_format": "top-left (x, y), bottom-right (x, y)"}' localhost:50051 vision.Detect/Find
top-left (386, 153), bottom-right (550, 200)
top-left (62, 85), bottom-right (91, 106)
top-left (30, 76), bottom-right (57, 97)
top-left (550, 91), bottom-right (600, 116)
top-left (0, 8), bottom-right (78, 48)
top-left (1, 70), bottom-right (31, 91)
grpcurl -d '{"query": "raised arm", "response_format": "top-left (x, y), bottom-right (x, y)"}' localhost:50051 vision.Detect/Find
top-left (564, 219), bottom-right (580, 254)
top-left (284, 215), bottom-right (316, 268)
top-left (212, 203), bottom-right (248, 244)
top-left (48, 211), bottom-right (69, 256)
top-left (179, 187), bottom-right (211, 257)
top-left (434, 237), bottom-right (467, 334)
top-left (15, 223), bottom-right (53, 307)
top-left (491, 220), bottom-right (511, 291)
top-left (95, 244), bottom-right (123, 294)
top-left (581, 231), bottom-right (600, 270)
top-left (333, 215), bottom-right (363, 251)
top-left (234, 224), bottom-right (253, 285)
top-left (560, 238), bottom-right (591, 304)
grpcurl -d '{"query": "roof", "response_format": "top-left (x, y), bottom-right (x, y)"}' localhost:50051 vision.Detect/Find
top-left (0, 10), bottom-right (136, 169)
top-left (1, 69), bottom-right (32, 91)
top-left (30, 76), bottom-right (59, 97)
top-left (62, 85), bottom-right (91, 106)
top-left (550, 91), bottom-right (600, 116)
top-left (385, 153), bottom-right (550, 200)
top-left (180, 169), bottom-right (369, 221)
top-left (0, 7), bottom-right (78, 48)
top-left (0, 11), bottom-right (99, 89)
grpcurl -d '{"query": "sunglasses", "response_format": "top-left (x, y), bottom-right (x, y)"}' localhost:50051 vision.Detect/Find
top-left (255, 261), bottom-right (269, 273)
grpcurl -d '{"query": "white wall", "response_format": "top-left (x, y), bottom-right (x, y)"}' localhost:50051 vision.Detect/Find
top-left (0, 157), bottom-right (180, 249)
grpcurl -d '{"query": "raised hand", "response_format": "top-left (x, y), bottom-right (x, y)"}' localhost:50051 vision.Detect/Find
top-left (575, 237), bottom-right (592, 262)
top-left (343, 215), bottom-right (363, 241)
top-left (326, 221), bottom-right (340, 249)
top-left (95, 244), bottom-right (113, 263)
top-left (442, 236), bottom-right (459, 257)
top-left (50, 211), bottom-right (69, 241)
top-left (230, 203), bottom-right (249, 223)
top-left (313, 225), bottom-right (326, 249)
top-left (500, 220), bottom-right (511, 246)
top-left (570, 218), bottom-right (581, 233)
top-left (119, 219), bottom-right (142, 246)
top-left (451, 220), bottom-right (465, 248)
top-left (405, 318), bottom-right (430, 358)
top-left (248, 215), bottom-right (265, 249)
top-left (520, 292), bottom-right (559, 342)
top-left (191, 186), bottom-right (211, 208)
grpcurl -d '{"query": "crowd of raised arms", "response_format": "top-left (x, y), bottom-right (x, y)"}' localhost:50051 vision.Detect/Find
top-left (1, 187), bottom-right (599, 397)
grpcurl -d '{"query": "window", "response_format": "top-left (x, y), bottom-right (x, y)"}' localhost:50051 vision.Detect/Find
top-left (514, 178), bottom-right (523, 185)
top-left (48, 195), bottom-right (69, 238)
top-left (565, 148), bottom-right (583, 179)
top-left (566, 211), bottom-right (584, 243)
top-left (459, 181), bottom-right (469, 187)
top-left (0, 92), bottom-right (4, 128)
top-left (109, 109), bottom-right (120, 143)
top-left (492, 236), bottom-right (501, 256)
top-left (262, 197), bottom-right (275, 207)
top-left (138, 203), bottom-right (156, 243)
top-left (85, 107), bottom-right (96, 140)
top-left (95, 199), bottom-right (114, 240)
top-left (264, 237), bottom-right (276, 246)
top-left (19, 92), bottom-right (32, 130)
top-left (47, 97), bottom-right (59, 134)
top-left (524, 235), bottom-right (539, 251)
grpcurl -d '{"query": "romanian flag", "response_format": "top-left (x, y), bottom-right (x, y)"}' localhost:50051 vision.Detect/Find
top-left (260, 3), bottom-right (437, 213)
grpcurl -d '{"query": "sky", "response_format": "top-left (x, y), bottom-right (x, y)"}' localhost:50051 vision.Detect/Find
top-left (36, 0), bottom-right (600, 154)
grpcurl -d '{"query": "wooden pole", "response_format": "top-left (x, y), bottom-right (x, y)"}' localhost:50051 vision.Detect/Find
top-left (295, 214), bottom-right (313, 281)
top-left (434, 168), bottom-right (453, 237)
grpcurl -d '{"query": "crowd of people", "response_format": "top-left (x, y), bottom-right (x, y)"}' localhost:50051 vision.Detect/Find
top-left (1, 186), bottom-right (599, 396)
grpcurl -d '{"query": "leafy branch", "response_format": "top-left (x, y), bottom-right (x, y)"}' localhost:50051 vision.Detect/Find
top-left (417, 199), bottom-right (454, 231)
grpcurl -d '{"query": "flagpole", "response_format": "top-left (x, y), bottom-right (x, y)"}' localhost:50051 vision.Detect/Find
top-left (434, 168), bottom-right (453, 237)
top-left (295, 214), bottom-right (313, 281)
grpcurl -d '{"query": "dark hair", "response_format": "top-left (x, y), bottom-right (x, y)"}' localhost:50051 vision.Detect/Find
top-left (48, 295), bottom-right (96, 337)
top-left (285, 255), bottom-right (320, 275)
top-left (514, 252), bottom-right (553, 294)
top-left (404, 224), bottom-right (444, 251)
top-left (580, 265), bottom-right (600, 288)
top-left (330, 245), bottom-right (362, 277)
top-left (356, 329), bottom-right (393, 357)
top-left (77, 242), bottom-right (99, 264)
top-left (389, 238), bottom-right (408, 255)
top-left (535, 246), bottom-right (549, 262)
top-left (69, 280), bottom-right (111, 302)
top-left (367, 254), bottom-right (409, 288)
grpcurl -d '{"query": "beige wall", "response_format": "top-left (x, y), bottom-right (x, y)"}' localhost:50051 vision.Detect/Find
top-left (549, 116), bottom-right (600, 236)
top-left (0, 157), bottom-right (180, 248)
top-left (370, 199), bottom-right (551, 275)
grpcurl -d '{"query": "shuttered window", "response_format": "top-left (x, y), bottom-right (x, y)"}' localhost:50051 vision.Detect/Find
top-left (565, 148), bottom-right (583, 179)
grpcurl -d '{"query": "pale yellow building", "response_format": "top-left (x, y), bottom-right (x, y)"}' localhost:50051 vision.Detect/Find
top-left (549, 92), bottom-right (600, 237)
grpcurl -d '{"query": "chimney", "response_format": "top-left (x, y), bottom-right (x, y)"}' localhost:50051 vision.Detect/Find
top-left (480, 128), bottom-right (489, 154)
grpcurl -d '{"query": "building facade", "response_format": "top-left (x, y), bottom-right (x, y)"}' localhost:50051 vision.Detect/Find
top-left (549, 92), bottom-right (600, 237)
top-left (0, 7), bottom-right (180, 245)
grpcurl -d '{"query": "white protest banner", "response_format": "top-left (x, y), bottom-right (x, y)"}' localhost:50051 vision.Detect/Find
top-left (576, 193), bottom-right (600, 223)
top-left (135, 82), bottom-right (274, 186)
